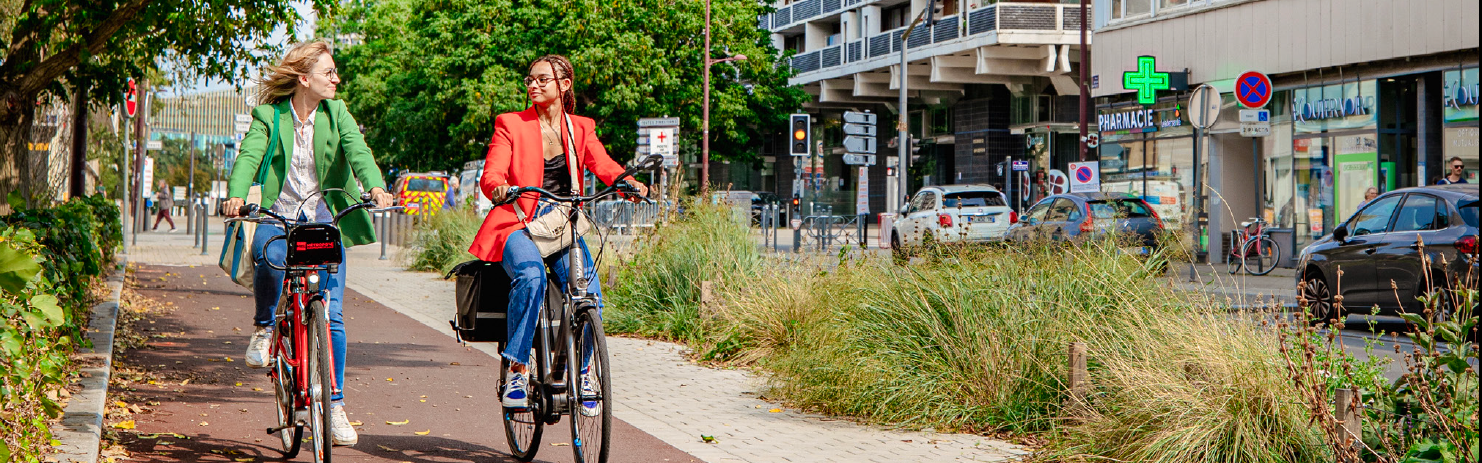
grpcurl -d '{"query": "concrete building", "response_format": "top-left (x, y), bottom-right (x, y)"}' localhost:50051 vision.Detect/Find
top-left (1089, 0), bottom-right (1479, 264)
top-left (758, 0), bottom-right (1092, 217)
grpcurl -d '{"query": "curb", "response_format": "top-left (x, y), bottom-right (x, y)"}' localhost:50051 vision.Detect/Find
top-left (48, 258), bottom-right (127, 463)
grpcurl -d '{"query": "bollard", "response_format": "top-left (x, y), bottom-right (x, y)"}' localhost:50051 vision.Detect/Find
top-left (192, 202), bottom-right (202, 247)
top-left (793, 219), bottom-right (802, 254)
top-left (199, 209), bottom-right (209, 256)
top-left (378, 212), bottom-right (389, 260)
top-left (1067, 342), bottom-right (1088, 416)
top-left (858, 213), bottom-right (867, 249)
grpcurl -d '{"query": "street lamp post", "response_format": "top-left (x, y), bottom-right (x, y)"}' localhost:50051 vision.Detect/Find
top-left (701, 0), bottom-right (746, 190)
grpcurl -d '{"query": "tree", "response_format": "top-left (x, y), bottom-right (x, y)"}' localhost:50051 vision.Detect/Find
top-left (323, 0), bottom-right (806, 179)
top-left (0, 0), bottom-right (322, 208)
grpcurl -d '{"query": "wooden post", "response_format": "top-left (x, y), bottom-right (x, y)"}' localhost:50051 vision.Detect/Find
top-left (1334, 388), bottom-right (1361, 449)
top-left (1067, 342), bottom-right (1088, 416)
top-left (699, 280), bottom-right (715, 315)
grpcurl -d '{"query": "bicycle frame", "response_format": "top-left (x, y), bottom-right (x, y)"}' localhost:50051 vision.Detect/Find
top-left (271, 263), bottom-right (337, 417)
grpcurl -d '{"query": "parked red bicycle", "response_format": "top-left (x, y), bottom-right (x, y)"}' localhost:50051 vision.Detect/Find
top-left (1226, 217), bottom-right (1281, 276)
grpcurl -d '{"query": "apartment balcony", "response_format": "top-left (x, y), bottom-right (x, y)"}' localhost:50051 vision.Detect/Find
top-left (764, 2), bottom-right (1089, 104)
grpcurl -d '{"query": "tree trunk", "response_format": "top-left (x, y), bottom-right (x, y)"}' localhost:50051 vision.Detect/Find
top-left (0, 88), bottom-right (41, 213)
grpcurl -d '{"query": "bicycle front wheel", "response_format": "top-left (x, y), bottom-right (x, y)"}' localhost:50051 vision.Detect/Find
top-left (271, 328), bottom-right (303, 457)
top-left (1225, 244), bottom-right (1244, 274)
top-left (569, 308), bottom-right (612, 463)
top-left (307, 300), bottom-right (334, 463)
top-left (1242, 237), bottom-right (1281, 276)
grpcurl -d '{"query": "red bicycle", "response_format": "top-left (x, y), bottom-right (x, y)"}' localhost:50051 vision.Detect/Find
top-left (1226, 217), bottom-right (1281, 276)
top-left (225, 191), bottom-right (398, 462)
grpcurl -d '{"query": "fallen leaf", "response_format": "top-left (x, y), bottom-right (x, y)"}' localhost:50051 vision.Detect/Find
top-left (112, 420), bottom-right (136, 430)
top-left (551, 442), bottom-right (570, 446)
top-left (377, 444), bottom-right (398, 452)
top-left (211, 307), bottom-right (221, 310)
top-left (114, 401), bottom-right (128, 408)
top-left (768, 408), bottom-right (782, 413)
top-left (386, 419), bottom-right (409, 425)
top-left (252, 388), bottom-right (263, 392)
top-left (224, 357), bottom-right (234, 362)
top-left (235, 459), bottom-right (254, 462)
top-left (199, 421), bottom-right (209, 426)
top-left (180, 379), bottom-right (191, 386)
top-left (419, 400), bottom-right (426, 403)
top-left (413, 430), bottom-right (430, 435)
top-left (386, 378), bottom-right (394, 382)
top-left (700, 435), bottom-right (716, 443)
top-left (348, 421), bottom-right (363, 426)
top-left (234, 382), bottom-right (243, 387)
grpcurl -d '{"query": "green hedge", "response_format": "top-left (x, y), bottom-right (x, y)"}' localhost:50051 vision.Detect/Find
top-left (1, 193), bottom-right (121, 461)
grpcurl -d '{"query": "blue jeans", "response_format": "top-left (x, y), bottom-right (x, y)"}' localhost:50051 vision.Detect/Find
top-left (253, 224), bottom-right (348, 402)
top-left (500, 228), bottom-right (603, 367)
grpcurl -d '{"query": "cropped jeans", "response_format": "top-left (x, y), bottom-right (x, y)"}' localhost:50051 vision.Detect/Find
top-left (499, 222), bottom-right (603, 367)
top-left (252, 223), bottom-right (348, 402)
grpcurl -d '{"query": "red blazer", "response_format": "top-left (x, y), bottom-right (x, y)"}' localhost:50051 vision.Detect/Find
top-left (468, 108), bottom-right (629, 262)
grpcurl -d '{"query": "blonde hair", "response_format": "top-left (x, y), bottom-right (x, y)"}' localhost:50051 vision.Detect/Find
top-left (253, 41), bottom-right (334, 105)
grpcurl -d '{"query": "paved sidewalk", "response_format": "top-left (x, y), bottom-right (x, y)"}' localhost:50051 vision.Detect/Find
top-left (127, 221), bottom-right (1029, 462)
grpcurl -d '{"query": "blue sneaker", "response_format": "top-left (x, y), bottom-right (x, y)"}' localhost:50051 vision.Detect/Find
top-left (503, 371), bottom-right (529, 409)
top-left (579, 367), bottom-right (601, 417)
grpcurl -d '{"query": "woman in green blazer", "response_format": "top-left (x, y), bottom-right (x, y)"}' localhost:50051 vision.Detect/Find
top-left (224, 41), bottom-right (393, 447)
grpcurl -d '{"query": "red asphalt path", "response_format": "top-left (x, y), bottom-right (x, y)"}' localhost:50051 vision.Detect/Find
top-left (113, 264), bottom-right (700, 463)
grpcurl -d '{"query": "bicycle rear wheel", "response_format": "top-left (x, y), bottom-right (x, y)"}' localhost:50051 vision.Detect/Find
top-left (307, 300), bottom-right (334, 463)
top-left (271, 328), bottom-right (303, 457)
top-left (569, 308), bottom-right (611, 463)
top-left (501, 339), bottom-right (544, 462)
top-left (1242, 237), bottom-right (1281, 276)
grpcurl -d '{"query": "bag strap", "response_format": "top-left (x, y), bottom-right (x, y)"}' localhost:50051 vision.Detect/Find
top-left (254, 106), bottom-right (282, 185)
top-left (562, 113), bottom-right (580, 196)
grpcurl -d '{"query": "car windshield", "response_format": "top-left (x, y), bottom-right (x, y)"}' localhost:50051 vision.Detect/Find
top-left (943, 191), bottom-right (1006, 207)
top-left (1088, 200), bottom-right (1153, 219)
top-left (1460, 198), bottom-right (1478, 228)
top-left (406, 178), bottom-right (444, 192)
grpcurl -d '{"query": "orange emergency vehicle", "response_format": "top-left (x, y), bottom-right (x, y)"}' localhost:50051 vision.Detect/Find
top-left (391, 172), bottom-right (449, 216)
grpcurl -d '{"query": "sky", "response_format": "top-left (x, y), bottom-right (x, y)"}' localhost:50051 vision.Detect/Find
top-left (165, 1), bottom-right (318, 96)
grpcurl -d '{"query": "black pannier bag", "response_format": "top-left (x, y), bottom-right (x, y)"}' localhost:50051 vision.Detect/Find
top-left (448, 260), bottom-right (509, 343)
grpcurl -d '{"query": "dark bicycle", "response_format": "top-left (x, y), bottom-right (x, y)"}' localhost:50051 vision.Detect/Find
top-left (225, 191), bottom-right (400, 462)
top-left (456, 155), bottom-right (659, 463)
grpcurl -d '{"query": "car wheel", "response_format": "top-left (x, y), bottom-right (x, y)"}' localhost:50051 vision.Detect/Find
top-left (1302, 271), bottom-right (1337, 326)
top-left (891, 232), bottom-right (908, 266)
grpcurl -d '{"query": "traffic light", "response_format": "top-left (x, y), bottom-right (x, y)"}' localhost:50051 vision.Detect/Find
top-left (789, 114), bottom-right (810, 156)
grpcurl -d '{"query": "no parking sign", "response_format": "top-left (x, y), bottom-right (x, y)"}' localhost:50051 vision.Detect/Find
top-left (1068, 161), bottom-right (1100, 193)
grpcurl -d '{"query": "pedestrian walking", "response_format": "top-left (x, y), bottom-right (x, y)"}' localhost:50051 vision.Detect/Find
top-left (153, 180), bottom-right (177, 232)
top-left (468, 54), bottom-right (647, 410)
top-left (1359, 186), bottom-right (1379, 209)
top-left (221, 40), bottom-right (394, 447)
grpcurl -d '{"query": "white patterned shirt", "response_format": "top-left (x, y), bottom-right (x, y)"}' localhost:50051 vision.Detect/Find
top-left (271, 105), bottom-right (332, 222)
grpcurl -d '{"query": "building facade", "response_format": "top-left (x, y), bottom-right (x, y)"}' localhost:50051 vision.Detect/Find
top-left (761, 0), bottom-right (1091, 217)
top-left (1090, 0), bottom-right (1479, 262)
top-left (152, 86), bottom-right (257, 173)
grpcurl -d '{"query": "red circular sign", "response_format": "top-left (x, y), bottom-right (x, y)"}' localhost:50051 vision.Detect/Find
top-left (1235, 71), bottom-right (1272, 109)
top-left (125, 79), bottom-right (137, 118)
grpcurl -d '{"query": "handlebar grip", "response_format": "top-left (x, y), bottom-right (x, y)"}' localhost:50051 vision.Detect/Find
top-left (238, 204), bottom-right (257, 216)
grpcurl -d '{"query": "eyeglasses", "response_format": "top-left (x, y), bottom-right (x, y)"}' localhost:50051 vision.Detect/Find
top-left (316, 68), bottom-right (339, 78)
top-left (523, 76), bottom-right (557, 87)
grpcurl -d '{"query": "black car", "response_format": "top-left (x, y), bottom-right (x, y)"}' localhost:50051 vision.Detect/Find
top-left (1005, 192), bottom-right (1165, 251)
top-left (1296, 184), bottom-right (1479, 323)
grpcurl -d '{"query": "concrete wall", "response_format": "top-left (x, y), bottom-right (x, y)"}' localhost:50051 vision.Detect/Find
top-left (1207, 134), bottom-right (1259, 259)
top-left (1092, 0), bottom-right (1482, 97)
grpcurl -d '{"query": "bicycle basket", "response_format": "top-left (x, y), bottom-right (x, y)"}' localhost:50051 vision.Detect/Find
top-left (449, 260), bottom-right (509, 343)
top-left (285, 224), bottom-right (343, 266)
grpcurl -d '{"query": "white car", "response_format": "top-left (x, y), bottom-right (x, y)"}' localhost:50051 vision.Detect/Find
top-left (892, 185), bottom-right (1017, 248)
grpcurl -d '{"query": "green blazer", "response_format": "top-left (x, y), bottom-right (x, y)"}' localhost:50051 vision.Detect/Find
top-left (227, 99), bottom-right (387, 246)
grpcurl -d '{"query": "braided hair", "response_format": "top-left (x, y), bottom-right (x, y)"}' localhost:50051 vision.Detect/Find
top-left (529, 54), bottom-right (576, 114)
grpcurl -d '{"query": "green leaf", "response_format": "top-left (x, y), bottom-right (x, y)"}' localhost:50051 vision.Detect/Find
top-left (30, 294), bottom-right (65, 327)
top-left (0, 243), bottom-right (43, 294)
top-left (1399, 312), bottom-right (1427, 328)
top-left (6, 190), bottom-right (23, 210)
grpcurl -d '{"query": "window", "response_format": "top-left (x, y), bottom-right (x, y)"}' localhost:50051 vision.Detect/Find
top-left (406, 178), bottom-right (446, 192)
top-left (1089, 199), bottom-right (1154, 218)
top-left (943, 191), bottom-right (1007, 207)
top-left (883, 4), bottom-right (908, 30)
top-left (1459, 199), bottom-right (1478, 228)
top-left (1046, 198), bottom-right (1077, 222)
top-left (910, 191), bottom-right (936, 212)
top-left (1026, 200), bottom-right (1052, 222)
top-left (1348, 194), bottom-right (1402, 236)
top-left (1391, 195), bottom-right (1447, 233)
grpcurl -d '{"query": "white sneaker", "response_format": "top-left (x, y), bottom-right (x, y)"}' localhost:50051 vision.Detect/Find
top-left (330, 404), bottom-right (358, 446)
top-left (245, 327), bottom-right (271, 369)
top-left (578, 367), bottom-right (601, 417)
top-left (503, 371), bottom-right (529, 409)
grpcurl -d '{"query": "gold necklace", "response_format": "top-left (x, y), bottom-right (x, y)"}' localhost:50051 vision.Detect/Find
top-left (538, 119), bottom-right (560, 146)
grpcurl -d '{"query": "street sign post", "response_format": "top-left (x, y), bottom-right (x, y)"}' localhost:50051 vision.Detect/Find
top-left (233, 113), bottom-right (252, 134)
top-left (843, 154), bottom-right (876, 165)
top-left (125, 79), bottom-right (138, 118)
top-left (1068, 161), bottom-right (1100, 193)
top-left (145, 140), bottom-right (162, 151)
top-left (842, 136), bottom-right (876, 154)
top-left (1187, 84), bottom-right (1221, 130)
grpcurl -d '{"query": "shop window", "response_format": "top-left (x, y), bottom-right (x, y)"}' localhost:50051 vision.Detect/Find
top-left (1293, 137), bottom-right (1334, 247)
top-left (929, 107), bottom-right (952, 137)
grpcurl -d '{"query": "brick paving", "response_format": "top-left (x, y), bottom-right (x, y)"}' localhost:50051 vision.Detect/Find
top-left (126, 221), bottom-right (1030, 462)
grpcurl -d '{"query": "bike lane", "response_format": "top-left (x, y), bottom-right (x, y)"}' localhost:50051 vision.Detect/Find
top-left (112, 264), bottom-right (700, 463)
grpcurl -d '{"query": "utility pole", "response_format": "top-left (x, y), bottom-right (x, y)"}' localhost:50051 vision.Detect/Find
top-left (187, 132), bottom-right (197, 235)
top-left (701, 0), bottom-right (746, 191)
top-left (120, 105), bottom-right (131, 255)
top-left (899, 7), bottom-right (928, 212)
top-left (132, 80), bottom-right (147, 245)
top-left (70, 76), bottom-right (89, 199)
top-left (1078, 0), bottom-right (1091, 162)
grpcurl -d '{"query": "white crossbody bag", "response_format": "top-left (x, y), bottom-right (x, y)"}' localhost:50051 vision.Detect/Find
top-left (515, 114), bottom-right (593, 257)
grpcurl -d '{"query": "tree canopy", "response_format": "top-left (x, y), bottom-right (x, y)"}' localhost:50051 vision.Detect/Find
top-left (325, 0), bottom-right (806, 177)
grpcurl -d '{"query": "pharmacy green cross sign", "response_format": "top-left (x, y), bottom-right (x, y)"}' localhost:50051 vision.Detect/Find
top-left (1123, 56), bottom-right (1171, 105)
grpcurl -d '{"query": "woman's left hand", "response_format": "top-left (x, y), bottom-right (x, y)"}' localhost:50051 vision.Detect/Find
top-left (369, 187), bottom-right (395, 208)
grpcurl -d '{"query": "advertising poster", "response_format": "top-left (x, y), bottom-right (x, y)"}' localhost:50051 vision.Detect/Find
top-left (1335, 135), bottom-right (1379, 225)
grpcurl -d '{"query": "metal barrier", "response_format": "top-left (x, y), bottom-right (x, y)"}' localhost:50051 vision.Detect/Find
top-left (586, 201), bottom-right (664, 234)
top-left (371, 211), bottom-right (418, 255)
top-left (758, 204), bottom-right (783, 251)
top-left (797, 214), bottom-right (867, 252)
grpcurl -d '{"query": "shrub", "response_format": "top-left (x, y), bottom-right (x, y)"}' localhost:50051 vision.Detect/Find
top-left (405, 207), bottom-right (483, 275)
top-left (1, 192), bottom-right (121, 461)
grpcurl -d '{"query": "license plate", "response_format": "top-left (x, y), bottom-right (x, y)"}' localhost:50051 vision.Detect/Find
top-left (969, 215), bottom-right (995, 224)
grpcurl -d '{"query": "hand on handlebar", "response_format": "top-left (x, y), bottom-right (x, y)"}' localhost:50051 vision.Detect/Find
top-left (620, 179), bottom-right (650, 202)
top-left (491, 184), bottom-right (514, 204)
top-left (368, 187), bottom-right (394, 209)
top-left (224, 197), bottom-right (246, 217)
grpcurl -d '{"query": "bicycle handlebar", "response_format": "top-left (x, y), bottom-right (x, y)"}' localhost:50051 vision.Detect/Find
top-left (494, 154), bottom-right (663, 208)
top-left (224, 191), bottom-right (403, 228)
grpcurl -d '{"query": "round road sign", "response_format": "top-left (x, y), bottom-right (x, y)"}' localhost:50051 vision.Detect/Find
top-left (125, 79), bottom-right (137, 118)
top-left (1075, 165), bottom-right (1094, 184)
top-left (1047, 169), bottom-right (1069, 195)
top-left (1235, 71), bottom-right (1273, 109)
top-left (1085, 133), bottom-right (1101, 149)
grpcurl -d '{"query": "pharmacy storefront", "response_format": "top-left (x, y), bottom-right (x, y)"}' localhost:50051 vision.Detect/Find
top-left (1095, 103), bottom-right (1195, 230)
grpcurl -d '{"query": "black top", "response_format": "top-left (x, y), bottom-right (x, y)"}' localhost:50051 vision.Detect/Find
top-left (543, 154), bottom-right (572, 194)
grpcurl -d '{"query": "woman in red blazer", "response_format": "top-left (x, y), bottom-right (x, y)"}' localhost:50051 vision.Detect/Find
top-left (469, 55), bottom-right (647, 410)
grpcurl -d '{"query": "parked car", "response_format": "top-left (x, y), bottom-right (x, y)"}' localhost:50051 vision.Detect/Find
top-left (1004, 192), bottom-right (1164, 252)
top-left (891, 185), bottom-right (1016, 250)
top-left (456, 160), bottom-right (494, 215)
top-left (391, 172), bottom-right (449, 216)
top-left (1295, 184), bottom-right (1479, 323)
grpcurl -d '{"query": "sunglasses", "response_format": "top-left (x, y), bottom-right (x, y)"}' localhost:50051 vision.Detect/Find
top-left (1453, 165), bottom-right (1466, 169)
